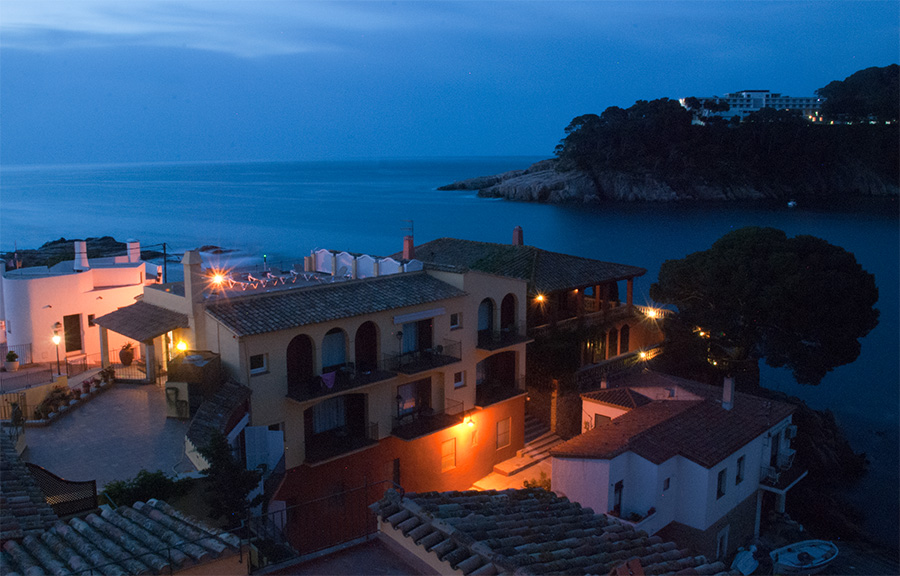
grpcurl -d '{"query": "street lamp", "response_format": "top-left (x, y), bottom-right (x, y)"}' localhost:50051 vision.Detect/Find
top-left (52, 333), bottom-right (61, 376)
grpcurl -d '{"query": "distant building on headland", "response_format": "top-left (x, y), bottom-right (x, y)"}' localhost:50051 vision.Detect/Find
top-left (680, 90), bottom-right (824, 122)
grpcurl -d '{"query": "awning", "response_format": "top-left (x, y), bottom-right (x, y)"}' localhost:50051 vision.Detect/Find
top-left (94, 301), bottom-right (190, 342)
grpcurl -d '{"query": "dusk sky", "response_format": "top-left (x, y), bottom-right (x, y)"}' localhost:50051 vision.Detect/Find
top-left (1, 1), bottom-right (897, 165)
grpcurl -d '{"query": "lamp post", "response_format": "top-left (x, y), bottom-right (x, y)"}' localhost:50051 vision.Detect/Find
top-left (52, 333), bottom-right (61, 376)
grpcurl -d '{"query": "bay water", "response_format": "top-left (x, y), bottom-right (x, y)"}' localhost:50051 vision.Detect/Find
top-left (1, 157), bottom-right (897, 546)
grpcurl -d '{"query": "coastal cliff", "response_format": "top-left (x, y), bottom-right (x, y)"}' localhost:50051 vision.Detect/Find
top-left (439, 157), bottom-right (899, 203)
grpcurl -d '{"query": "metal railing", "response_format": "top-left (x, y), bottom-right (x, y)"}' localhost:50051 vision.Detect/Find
top-left (0, 367), bottom-right (54, 392)
top-left (385, 339), bottom-right (461, 374)
top-left (305, 421), bottom-right (379, 464)
top-left (530, 305), bottom-right (636, 337)
top-left (477, 323), bottom-right (530, 350)
top-left (476, 376), bottom-right (527, 407)
top-left (392, 398), bottom-right (464, 440)
top-left (287, 363), bottom-right (396, 403)
top-left (26, 462), bottom-right (97, 517)
top-left (1, 343), bottom-right (33, 365)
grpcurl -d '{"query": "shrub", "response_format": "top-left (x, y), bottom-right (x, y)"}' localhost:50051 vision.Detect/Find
top-left (523, 471), bottom-right (552, 491)
top-left (103, 469), bottom-right (193, 507)
top-left (6, 351), bottom-right (18, 362)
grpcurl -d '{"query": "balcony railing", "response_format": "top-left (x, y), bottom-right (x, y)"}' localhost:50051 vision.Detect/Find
top-left (477, 324), bottom-right (531, 351)
top-left (286, 363), bottom-right (396, 403)
top-left (530, 305), bottom-right (636, 337)
top-left (392, 398), bottom-right (464, 440)
top-left (385, 339), bottom-right (461, 375)
top-left (476, 377), bottom-right (526, 408)
top-left (305, 421), bottom-right (379, 464)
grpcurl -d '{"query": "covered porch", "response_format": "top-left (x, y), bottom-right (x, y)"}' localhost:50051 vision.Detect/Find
top-left (93, 301), bottom-right (191, 384)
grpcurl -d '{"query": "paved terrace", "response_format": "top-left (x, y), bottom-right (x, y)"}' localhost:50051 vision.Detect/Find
top-left (21, 382), bottom-right (195, 490)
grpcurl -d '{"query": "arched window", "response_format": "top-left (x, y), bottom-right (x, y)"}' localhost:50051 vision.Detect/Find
top-left (620, 324), bottom-right (630, 354)
top-left (500, 294), bottom-right (516, 331)
top-left (355, 321), bottom-right (379, 372)
top-left (322, 328), bottom-right (347, 372)
top-left (608, 328), bottom-right (619, 357)
top-left (287, 334), bottom-right (315, 391)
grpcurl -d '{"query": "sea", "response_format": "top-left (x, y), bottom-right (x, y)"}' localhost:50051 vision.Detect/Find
top-left (1, 157), bottom-right (897, 547)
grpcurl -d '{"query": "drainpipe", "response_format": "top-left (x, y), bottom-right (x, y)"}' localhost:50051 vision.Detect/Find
top-left (722, 376), bottom-right (735, 410)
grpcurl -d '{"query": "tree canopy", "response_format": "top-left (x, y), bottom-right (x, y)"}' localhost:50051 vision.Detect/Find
top-left (649, 227), bottom-right (879, 385)
top-left (816, 64), bottom-right (899, 123)
top-left (199, 433), bottom-right (263, 522)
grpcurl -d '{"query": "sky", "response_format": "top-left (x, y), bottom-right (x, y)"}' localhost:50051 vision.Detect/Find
top-left (1, 1), bottom-right (897, 165)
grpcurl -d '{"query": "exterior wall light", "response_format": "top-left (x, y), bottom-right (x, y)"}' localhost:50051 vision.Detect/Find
top-left (464, 416), bottom-right (475, 428)
top-left (176, 340), bottom-right (188, 352)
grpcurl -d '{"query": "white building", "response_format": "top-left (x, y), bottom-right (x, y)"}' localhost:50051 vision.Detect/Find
top-left (0, 240), bottom-right (157, 366)
top-left (552, 370), bottom-right (804, 561)
top-left (680, 90), bottom-right (824, 121)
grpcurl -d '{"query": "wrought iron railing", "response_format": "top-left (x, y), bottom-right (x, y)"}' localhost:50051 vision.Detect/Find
top-left (0, 367), bottom-right (53, 392)
top-left (305, 421), bottom-right (379, 464)
top-left (392, 398), bottom-right (464, 440)
top-left (1, 343), bottom-right (33, 365)
top-left (477, 323), bottom-right (530, 350)
top-left (476, 376), bottom-right (527, 407)
top-left (286, 364), bottom-right (396, 403)
top-left (26, 462), bottom-right (97, 517)
top-left (385, 339), bottom-right (462, 374)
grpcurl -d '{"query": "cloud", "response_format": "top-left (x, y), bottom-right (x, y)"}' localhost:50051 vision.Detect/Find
top-left (0, 0), bottom-right (432, 57)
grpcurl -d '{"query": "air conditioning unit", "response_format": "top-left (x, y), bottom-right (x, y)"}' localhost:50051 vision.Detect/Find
top-left (777, 447), bottom-right (797, 470)
top-left (785, 425), bottom-right (798, 440)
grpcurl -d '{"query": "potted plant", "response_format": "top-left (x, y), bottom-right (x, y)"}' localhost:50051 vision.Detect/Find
top-left (119, 342), bottom-right (135, 366)
top-left (4, 351), bottom-right (19, 372)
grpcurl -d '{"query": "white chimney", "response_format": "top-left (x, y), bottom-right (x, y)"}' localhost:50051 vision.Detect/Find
top-left (600, 374), bottom-right (608, 389)
top-left (722, 376), bottom-right (735, 410)
top-left (126, 239), bottom-right (140, 263)
top-left (73, 240), bottom-right (90, 271)
top-left (182, 250), bottom-right (205, 303)
top-left (403, 235), bottom-right (415, 260)
top-left (512, 226), bottom-right (524, 246)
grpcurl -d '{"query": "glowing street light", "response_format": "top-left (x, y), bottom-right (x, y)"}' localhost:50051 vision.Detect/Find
top-left (176, 340), bottom-right (188, 353)
top-left (51, 333), bottom-right (61, 375)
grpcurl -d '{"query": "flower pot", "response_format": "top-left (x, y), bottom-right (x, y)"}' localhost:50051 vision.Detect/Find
top-left (4, 361), bottom-right (19, 372)
top-left (119, 348), bottom-right (134, 366)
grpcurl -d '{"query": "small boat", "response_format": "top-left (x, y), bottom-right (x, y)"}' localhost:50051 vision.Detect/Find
top-left (787, 200), bottom-right (798, 208)
top-left (770, 539), bottom-right (838, 574)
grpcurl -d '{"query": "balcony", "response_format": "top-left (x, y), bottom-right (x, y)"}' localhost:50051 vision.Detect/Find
top-left (305, 422), bottom-right (379, 464)
top-left (530, 304), bottom-right (636, 337)
top-left (385, 339), bottom-right (461, 375)
top-left (287, 364), bottom-right (396, 403)
top-left (476, 377), bottom-right (526, 408)
top-left (477, 324), bottom-right (531, 351)
top-left (392, 398), bottom-right (464, 440)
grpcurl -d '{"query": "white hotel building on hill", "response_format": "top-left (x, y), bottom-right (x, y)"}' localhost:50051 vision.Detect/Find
top-left (681, 90), bottom-right (824, 121)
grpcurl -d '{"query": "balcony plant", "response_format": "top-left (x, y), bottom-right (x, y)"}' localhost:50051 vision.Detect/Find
top-left (119, 342), bottom-right (135, 366)
top-left (4, 350), bottom-right (19, 372)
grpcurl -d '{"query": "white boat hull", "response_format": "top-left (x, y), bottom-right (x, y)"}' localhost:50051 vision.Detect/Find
top-left (770, 539), bottom-right (838, 574)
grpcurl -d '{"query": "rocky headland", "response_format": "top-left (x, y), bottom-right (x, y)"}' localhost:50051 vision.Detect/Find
top-left (439, 157), bottom-right (899, 203)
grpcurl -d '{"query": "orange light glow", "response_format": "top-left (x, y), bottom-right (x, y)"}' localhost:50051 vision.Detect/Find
top-left (535, 294), bottom-right (545, 303)
top-left (645, 308), bottom-right (658, 318)
top-left (52, 334), bottom-right (61, 345)
top-left (176, 340), bottom-right (188, 352)
top-left (465, 416), bottom-right (475, 428)
top-left (639, 351), bottom-right (648, 359)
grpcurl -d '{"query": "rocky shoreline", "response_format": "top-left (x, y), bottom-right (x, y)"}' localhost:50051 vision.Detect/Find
top-left (439, 158), bottom-right (899, 203)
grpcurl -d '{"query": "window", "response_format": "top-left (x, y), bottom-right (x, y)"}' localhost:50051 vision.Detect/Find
top-left (717, 468), bottom-right (727, 499)
top-left (450, 313), bottom-right (461, 330)
top-left (249, 354), bottom-right (268, 375)
top-left (663, 477), bottom-right (671, 491)
top-left (496, 417), bottom-right (511, 449)
top-left (441, 438), bottom-right (456, 471)
top-left (87, 314), bottom-right (96, 327)
top-left (453, 371), bottom-right (465, 389)
top-left (716, 525), bottom-right (730, 560)
top-left (736, 456), bottom-right (745, 484)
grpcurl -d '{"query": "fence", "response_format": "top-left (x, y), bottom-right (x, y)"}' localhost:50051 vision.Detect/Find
top-left (0, 343), bottom-right (33, 364)
top-left (26, 462), bottom-right (97, 517)
top-left (0, 367), bottom-right (54, 392)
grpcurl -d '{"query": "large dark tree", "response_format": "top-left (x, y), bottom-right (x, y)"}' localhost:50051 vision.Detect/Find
top-left (199, 433), bottom-right (263, 523)
top-left (650, 227), bottom-right (879, 385)
top-left (816, 64), bottom-right (899, 122)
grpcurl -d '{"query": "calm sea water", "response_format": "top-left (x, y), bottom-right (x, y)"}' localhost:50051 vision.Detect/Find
top-left (2, 157), bottom-right (897, 546)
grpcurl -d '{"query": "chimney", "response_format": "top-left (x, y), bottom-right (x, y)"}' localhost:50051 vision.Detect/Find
top-left (403, 235), bottom-right (415, 260)
top-left (512, 226), bottom-right (524, 246)
top-left (182, 250), bottom-right (205, 303)
top-left (73, 240), bottom-right (90, 271)
top-left (722, 376), bottom-right (735, 410)
top-left (126, 239), bottom-right (140, 263)
top-left (600, 374), bottom-right (608, 389)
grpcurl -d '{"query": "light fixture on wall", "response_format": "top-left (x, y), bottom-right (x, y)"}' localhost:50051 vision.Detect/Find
top-left (176, 340), bottom-right (188, 353)
top-left (464, 416), bottom-right (475, 428)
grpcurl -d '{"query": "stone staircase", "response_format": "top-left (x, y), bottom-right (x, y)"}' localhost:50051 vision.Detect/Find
top-left (492, 415), bottom-right (563, 477)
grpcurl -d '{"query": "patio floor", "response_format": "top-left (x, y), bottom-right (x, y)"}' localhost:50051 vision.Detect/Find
top-left (21, 382), bottom-right (196, 490)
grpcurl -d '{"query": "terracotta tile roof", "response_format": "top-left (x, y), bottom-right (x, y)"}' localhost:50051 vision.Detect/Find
top-left (0, 499), bottom-right (240, 575)
top-left (0, 435), bottom-right (58, 543)
top-left (582, 388), bottom-right (653, 410)
top-left (205, 271), bottom-right (466, 336)
top-left (403, 238), bottom-right (646, 294)
top-left (186, 379), bottom-right (252, 451)
top-left (370, 488), bottom-right (737, 576)
top-left (553, 371), bottom-right (797, 468)
top-left (94, 301), bottom-right (190, 342)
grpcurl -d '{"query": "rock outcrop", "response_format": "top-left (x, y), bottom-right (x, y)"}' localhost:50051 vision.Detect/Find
top-left (440, 158), bottom-right (898, 203)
